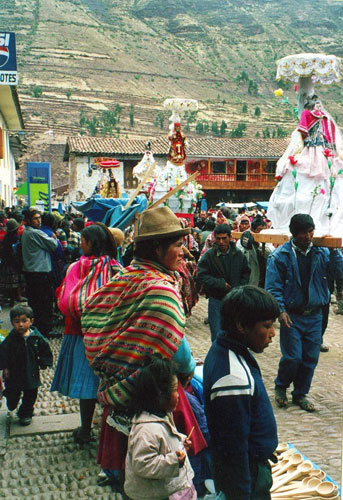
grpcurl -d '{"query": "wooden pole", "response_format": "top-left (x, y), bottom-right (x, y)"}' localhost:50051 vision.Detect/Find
top-left (124, 162), bottom-right (158, 210)
top-left (133, 210), bottom-right (140, 239)
top-left (148, 171), bottom-right (200, 210)
top-left (231, 231), bottom-right (342, 248)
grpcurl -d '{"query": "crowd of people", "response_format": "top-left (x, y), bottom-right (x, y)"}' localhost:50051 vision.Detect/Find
top-left (0, 202), bottom-right (342, 500)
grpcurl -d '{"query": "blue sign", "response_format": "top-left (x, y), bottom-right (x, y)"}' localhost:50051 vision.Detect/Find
top-left (27, 162), bottom-right (51, 212)
top-left (0, 32), bottom-right (17, 85)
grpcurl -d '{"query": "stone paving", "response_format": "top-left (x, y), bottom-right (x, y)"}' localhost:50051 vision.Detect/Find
top-left (0, 297), bottom-right (342, 499)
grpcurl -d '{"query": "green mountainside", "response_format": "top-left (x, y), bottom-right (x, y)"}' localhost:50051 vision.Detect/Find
top-left (3, 0), bottom-right (343, 183)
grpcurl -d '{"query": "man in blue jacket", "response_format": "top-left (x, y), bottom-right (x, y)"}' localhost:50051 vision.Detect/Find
top-left (203, 286), bottom-right (279, 500)
top-left (265, 214), bottom-right (343, 412)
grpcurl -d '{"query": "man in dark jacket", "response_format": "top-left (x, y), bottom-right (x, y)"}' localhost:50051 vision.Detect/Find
top-left (265, 214), bottom-right (343, 412)
top-left (203, 286), bottom-right (279, 500)
top-left (196, 224), bottom-right (250, 341)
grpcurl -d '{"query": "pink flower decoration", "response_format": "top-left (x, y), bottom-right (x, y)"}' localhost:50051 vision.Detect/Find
top-left (169, 186), bottom-right (173, 191)
top-left (294, 84), bottom-right (299, 92)
top-left (288, 156), bottom-right (298, 165)
top-left (320, 188), bottom-right (326, 194)
top-left (275, 175), bottom-right (283, 181)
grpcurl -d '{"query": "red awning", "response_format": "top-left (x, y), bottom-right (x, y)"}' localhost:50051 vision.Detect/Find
top-left (99, 159), bottom-right (121, 168)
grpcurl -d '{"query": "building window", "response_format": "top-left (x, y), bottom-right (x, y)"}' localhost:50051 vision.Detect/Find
top-left (247, 160), bottom-right (260, 181)
top-left (261, 160), bottom-right (276, 180)
top-left (267, 161), bottom-right (277, 174)
top-left (124, 161), bottom-right (139, 189)
top-left (185, 159), bottom-right (207, 175)
top-left (227, 160), bottom-right (235, 180)
top-left (212, 161), bottom-right (226, 174)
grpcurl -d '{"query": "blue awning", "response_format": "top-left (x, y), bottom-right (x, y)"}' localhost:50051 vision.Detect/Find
top-left (71, 194), bottom-right (148, 230)
top-left (255, 201), bottom-right (269, 210)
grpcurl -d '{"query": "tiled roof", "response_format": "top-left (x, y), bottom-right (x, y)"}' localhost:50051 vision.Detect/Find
top-left (65, 135), bottom-right (288, 160)
top-left (65, 136), bottom-right (168, 159)
top-left (52, 183), bottom-right (69, 194)
top-left (187, 137), bottom-right (288, 158)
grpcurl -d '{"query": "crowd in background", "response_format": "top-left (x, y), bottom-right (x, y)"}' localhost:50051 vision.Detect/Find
top-left (0, 203), bottom-right (271, 320)
top-left (0, 202), bottom-right (342, 500)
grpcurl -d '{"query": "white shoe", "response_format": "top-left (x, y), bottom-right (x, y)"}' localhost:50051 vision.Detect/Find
top-left (205, 480), bottom-right (216, 494)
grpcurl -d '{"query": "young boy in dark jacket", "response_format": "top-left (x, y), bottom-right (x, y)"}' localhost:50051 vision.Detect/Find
top-left (203, 286), bottom-right (280, 500)
top-left (0, 305), bottom-right (53, 425)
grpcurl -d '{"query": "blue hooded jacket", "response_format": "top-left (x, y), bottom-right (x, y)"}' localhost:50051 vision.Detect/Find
top-left (265, 241), bottom-right (343, 313)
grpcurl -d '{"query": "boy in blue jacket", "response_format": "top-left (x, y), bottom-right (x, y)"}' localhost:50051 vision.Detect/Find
top-left (0, 305), bottom-right (53, 425)
top-left (203, 286), bottom-right (280, 500)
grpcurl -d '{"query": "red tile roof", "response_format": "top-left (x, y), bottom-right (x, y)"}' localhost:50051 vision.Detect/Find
top-left (65, 135), bottom-right (288, 160)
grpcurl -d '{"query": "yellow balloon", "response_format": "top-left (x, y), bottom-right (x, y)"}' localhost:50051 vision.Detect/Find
top-left (274, 88), bottom-right (284, 97)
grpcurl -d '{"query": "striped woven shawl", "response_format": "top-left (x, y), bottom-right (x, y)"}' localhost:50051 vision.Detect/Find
top-left (82, 259), bottom-right (186, 408)
top-left (57, 255), bottom-right (122, 321)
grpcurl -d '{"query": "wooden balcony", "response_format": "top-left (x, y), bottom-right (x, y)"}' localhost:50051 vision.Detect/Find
top-left (196, 173), bottom-right (277, 190)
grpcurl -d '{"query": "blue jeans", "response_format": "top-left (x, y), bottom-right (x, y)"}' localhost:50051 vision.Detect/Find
top-left (275, 312), bottom-right (322, 397)
top-left (208, 297), bottom-right (223, 342)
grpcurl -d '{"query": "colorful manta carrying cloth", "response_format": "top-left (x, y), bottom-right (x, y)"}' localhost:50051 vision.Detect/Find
top-left (82, 258), bottom-right (186, 408)
top-left (57, 255), bottom-right (121, 321)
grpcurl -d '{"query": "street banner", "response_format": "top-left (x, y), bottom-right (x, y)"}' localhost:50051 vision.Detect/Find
top-left (0, 32), bottom-right (17, 85)
top-left (27, 162), bottom-right (51, 212)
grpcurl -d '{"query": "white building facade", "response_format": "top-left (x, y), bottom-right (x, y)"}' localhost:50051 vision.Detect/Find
top-left (0, 86), bottom-right (24, 207)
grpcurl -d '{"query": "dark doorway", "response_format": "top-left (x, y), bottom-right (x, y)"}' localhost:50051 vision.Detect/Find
top-left (236, 160), bottom-right (247, 181)
top-left (124, 160), bottom-right (139, 189)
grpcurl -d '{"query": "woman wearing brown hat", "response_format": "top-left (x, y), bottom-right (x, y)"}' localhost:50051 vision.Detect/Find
top-left (0, 218), bottom-right (26, 306)
top-left (51, 223), bottom-right (121, 443)
top-left (82, 206), bottom-right (205, 491)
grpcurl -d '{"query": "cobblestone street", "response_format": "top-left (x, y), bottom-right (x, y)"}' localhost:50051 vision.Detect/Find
top-left (0, 296), bottom-right (342, 499)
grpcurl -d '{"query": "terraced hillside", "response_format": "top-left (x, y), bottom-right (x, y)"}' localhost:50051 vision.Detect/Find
top-left (3, 0), bottom-right (343, 184)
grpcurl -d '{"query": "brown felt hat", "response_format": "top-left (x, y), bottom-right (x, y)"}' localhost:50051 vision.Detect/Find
top-left (135, 206), bottom-right (190, 242)
top-left (109, 227), bottom-right (125, 247)
top-left (6, 218), bottom-right (20, 232)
